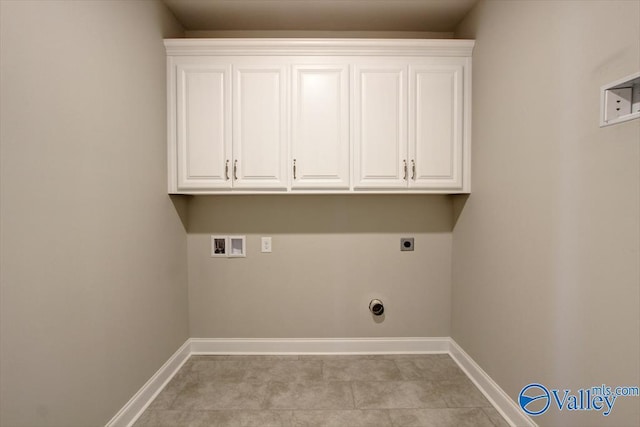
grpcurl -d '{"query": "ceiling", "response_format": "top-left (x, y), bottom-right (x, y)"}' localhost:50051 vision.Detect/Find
top-left (163, 0), bottom-right (478, 33)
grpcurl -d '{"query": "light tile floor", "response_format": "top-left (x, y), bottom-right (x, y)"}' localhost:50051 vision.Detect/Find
top-left (134, 354), bottom-right (510, 427)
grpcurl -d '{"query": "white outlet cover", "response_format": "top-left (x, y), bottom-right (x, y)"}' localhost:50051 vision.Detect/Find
top-left (605, 88), bottom-right (632, 122)
top-left (600, 72), bottom-right (640, 127)
top-left (261, 237), bottom-right (272, 253)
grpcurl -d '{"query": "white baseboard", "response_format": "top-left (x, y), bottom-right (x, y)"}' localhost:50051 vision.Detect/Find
top-left (105, 340), bottom-right (191, 427)
top-left (106, 337), bottom-right (534, 427)
top-left (449, 339), bottom-right (537, 427)
top-left (190, 336), bottom-right (450, 355)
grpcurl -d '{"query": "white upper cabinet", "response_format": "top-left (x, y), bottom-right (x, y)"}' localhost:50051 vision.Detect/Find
top-left (233, 60), bottom-right (288, 190)
top-left (292, 63), bottom-right (350, 190)
top-left (169, 57), bottom-right (287, 192)
top-left (409, 61), bottom-right (464, 190)
top-left (173, 58), bottom-right (232, 191)
top-left (165, 39), bottom-right (473, 194)
top-left (353, 62), bottom-right (407, 189)
top-left (354, 59), bottom-right (466, 191)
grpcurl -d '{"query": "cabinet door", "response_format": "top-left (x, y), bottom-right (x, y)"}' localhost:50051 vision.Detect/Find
top-left (409, 63), bottom-right (464, 190)
top-left (175, 60), bottom-right (232, 190)
top-left (353, 63), bottom-right (407, 189)
top-left (292, 64), bottom-right (350, 190)
top-left (233, 62), bottom-right (288, 190)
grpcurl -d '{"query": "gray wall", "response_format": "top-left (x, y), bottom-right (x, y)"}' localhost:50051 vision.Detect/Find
top-left (452, 1), bottom-right (640, 426)
top-left (0, 1), bottom-right (188, 425)
top-left (187, 195), bottom-right (453, 338)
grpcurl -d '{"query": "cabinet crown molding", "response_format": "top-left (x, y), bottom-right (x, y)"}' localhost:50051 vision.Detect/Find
top-left (164, 38), bottom-right (475, 57)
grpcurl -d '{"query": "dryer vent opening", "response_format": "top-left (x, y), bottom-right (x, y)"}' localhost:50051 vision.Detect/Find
top-left (369, 299), bottom-right (384, 316)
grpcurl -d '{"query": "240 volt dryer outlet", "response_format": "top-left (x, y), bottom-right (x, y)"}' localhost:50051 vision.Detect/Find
top-left (401, 238), bottom-right (414, 251)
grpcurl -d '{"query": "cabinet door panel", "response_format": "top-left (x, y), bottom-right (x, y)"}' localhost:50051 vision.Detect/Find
top-left (233, 64), bottom-right (288, 189)
top-left (292, 64), bottom-right (349, 189)
top-left (176, 62), bottom-right (231, 190)
top-left (353, 65), bottom-right (407, 189)
top-left (409, 64), bottom-right (463, 190)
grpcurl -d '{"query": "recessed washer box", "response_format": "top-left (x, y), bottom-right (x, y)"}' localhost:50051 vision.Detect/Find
top-left (210, 235), bottom-right (246, 258)
top-left (229, 236), bottom-right (246, 257)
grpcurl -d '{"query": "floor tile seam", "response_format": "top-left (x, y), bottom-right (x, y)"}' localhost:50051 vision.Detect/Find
top-left (323, 377), bottom-right (409, 382)
top-left (472, 407), bottom-right (503, 427)
top-left (450, 402), bottom-right (495, 409)
top-left (349, 379), bottom-right (443, 384)
top-left (348, 381), bottom-right (357, 410)
top-left (192, 379), bottom-right (272, 385)
top-left (187, 377), bottom-right (479, 386)
top-left (257, 380), bottom-right (272, 411)
top-left (163, 388), bottom-right (183, 411)
top-left (261, 381), bottom-right (355, 411)
top-left (147, 406), bottom-right (493, 413)
top-left (384, 408), bottom-right (496, 427)
top-left (480, 408), bottom-right (507, 427)
top-left (187, 361), bottom-right (300, 367)
top-left (288, 408), bottom-right (397, 425)
top-left (192, 375), bottom-right (324, 383)
top-left (290, 408), bottom-right (389, 412)
top-left (378, 408), bottom-right (395, 425)
top-left (147, 409), bottom-right (294, 413)
top-left (354, 403), bottom-right (452, 410)
top-left (392, 358), bottom-right (403, 375)
top-left (259, 379), bottom-right (363, 385)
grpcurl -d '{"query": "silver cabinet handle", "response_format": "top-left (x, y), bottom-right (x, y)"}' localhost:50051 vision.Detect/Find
top-left (403, 160), bottom-right (407, 180)
top-left (293, 159), bottom-right (297, 180)
top-left (411, 160), bottom-right (416, 180)
top-left (233, 160), bottom-right (238, 180)
top-left (225, 160), bottom-right (230, 181)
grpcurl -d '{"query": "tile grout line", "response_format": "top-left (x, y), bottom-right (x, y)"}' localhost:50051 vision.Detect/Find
top-left (348, 380), bottom-right (358, 410)
top-left (260, 379), bottom-right (270, 411)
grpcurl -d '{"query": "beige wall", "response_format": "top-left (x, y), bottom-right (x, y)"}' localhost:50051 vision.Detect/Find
top-left (453, 1), bottom-right (640, 426)
top-left (187, 195), bottom-right (453, 338)
top-left (0, 1), bottom-right (188, 426)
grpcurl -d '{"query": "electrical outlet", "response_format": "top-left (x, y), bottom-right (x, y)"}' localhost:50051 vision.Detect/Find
top-left (400, 237), bottom-right (414, 251)
top-left (261, 237), bottom-right (272, 253)
top-left (605, 88), bottom-right (632, 122)
top-left (600, 72), bottom-right (640, 127)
